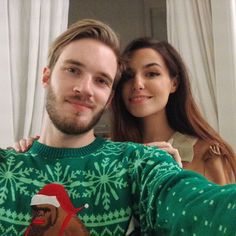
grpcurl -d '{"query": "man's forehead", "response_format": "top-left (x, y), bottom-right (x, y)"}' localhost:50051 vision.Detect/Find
top-left (58, 39), bottom-right (118, 80)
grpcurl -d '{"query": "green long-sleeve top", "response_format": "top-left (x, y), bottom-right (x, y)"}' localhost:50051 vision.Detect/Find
top-left (0, 137), bottom-right (236, 235)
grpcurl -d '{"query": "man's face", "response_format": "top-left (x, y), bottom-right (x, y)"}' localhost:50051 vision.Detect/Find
top-left (43, 39), bottom-right (117, 135)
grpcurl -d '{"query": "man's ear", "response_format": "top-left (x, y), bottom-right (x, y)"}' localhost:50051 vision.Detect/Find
top-left (170, 77), bottom-right (179, 93)
top-left (105, 91), bottom-right (114, 109)
top-left (42, 67), bottom-right (51, 87)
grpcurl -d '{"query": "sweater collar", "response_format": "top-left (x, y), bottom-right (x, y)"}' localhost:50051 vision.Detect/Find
top-left (29, 137), bottom-right (105, 158)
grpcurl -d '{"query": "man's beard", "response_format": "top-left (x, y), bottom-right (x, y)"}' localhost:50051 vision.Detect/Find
top-left (45, 86), bottom-right (106, 135)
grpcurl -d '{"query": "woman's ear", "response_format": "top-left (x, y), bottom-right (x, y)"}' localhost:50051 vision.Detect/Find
top-left (42, 67), bottom-right (51, 87)
top-left (170, 77), bottom-right (179, 93)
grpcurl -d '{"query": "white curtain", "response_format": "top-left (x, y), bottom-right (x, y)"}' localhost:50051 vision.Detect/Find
top-left (211, 0), bottom-right (236, 150)
top-left (167, 0), bottom-right (236, 149)
top-left (0, 0), bottom-right (69, 148)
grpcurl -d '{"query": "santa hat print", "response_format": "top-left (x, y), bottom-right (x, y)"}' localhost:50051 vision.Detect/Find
top-left (31, 183), bottom-right (89, 214)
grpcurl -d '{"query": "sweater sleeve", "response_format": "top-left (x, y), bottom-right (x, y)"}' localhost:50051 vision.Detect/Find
top-left (129, 145), bottom-right (236, 235)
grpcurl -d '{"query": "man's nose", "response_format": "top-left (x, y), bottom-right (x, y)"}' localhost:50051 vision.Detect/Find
top-left (73, 76), bottom-right (93, 96)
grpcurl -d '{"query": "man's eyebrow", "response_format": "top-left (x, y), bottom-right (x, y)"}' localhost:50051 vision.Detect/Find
top-left (143, 62), bottom-right (162, 69)
top-left (63, 59), bottom-right (84, 67)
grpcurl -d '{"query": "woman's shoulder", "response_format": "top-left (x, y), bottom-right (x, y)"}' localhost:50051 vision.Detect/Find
top-left (194, 139), bottom-right (226, 160)
top-left (171, 132), bottom-right (226, 161)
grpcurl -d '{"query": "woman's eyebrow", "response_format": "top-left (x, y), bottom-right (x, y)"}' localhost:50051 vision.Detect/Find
top-left (143, 62), bottom-right (161, 69)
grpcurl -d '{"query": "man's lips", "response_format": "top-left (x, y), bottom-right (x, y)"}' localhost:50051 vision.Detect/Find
top-left (66, 98), bottom-right (94, 110)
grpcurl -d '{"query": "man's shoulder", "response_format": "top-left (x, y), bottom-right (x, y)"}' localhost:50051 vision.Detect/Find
top-left (0, 148), bottom-right (14, 159)
top-left (0, 148), bottom-right (15, 154)
top-left (104, 139), bottom-right (144, 149)
top-left (104, 139), bottom-right (168, 156)
top-left (0, 148), bottom-right (30, 158)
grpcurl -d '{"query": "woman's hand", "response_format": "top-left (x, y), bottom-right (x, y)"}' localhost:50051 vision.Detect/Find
top-left (145, 141), bottom-right (183, 168)
top-left (10, 135), bottom-right (40, 152)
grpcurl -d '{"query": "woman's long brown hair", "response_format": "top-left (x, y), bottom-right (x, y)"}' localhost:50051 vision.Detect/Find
top-left (111, 37), bottom-right (236, 176)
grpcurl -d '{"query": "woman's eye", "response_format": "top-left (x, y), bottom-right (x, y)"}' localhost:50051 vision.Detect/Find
top-left (146, 72), bottom-right (160, 78)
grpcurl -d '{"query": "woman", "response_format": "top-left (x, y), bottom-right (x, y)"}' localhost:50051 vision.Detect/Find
top-left (111, 37), bottom-right (236, 185)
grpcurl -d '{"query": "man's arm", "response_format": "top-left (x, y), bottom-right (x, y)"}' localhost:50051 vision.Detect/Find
top-left (129, 145), bottom-right (236, 235)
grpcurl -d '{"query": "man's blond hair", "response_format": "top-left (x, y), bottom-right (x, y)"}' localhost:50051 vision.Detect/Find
top-left (47, 19), bottom-right (123, 88)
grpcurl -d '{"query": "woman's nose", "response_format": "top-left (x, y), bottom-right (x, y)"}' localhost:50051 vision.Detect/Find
top-left (132, 76), bottom-right (144, 90)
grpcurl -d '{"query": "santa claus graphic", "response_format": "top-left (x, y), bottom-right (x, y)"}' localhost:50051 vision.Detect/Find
top-left (24, 183), bottom-right (90, 236)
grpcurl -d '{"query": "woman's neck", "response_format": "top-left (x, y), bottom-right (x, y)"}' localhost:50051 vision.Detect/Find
top-left (141, 112), bottom-right (175, 143)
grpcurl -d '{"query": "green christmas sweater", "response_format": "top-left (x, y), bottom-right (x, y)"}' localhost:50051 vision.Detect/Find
top-left (1, 137), bottom-right (236, 235)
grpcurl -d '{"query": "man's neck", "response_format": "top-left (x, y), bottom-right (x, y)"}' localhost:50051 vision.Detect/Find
top-left (39, 119), bottom-right (96, 148)
top-left (38, 131), bottom-right (96, 148)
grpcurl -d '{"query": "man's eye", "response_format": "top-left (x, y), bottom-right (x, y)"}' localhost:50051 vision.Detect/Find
top-left (96, 78), bottom-right (111, 87)
top-left (66, 67), bottom-right (80, 75)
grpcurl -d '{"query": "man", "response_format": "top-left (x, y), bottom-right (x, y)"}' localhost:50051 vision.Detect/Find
top-left (1, 19), bottom-right (236, 236)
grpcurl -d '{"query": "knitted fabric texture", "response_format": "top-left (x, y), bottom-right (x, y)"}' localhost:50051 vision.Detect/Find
top-left (0, 137), bottom-right (236, 235)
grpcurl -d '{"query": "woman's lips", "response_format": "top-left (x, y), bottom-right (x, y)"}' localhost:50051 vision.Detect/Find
top-left (129, 95), bottom-right (152, 104)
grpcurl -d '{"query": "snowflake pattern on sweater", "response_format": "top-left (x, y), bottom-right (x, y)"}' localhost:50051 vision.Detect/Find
top-left (0, 137), bottom-right (236, 235)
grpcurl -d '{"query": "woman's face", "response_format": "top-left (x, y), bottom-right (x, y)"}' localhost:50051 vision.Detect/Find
top-left (122, 48), bottom-right (178, 118)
